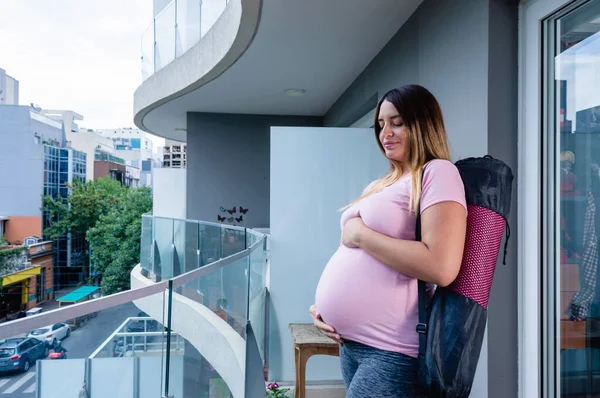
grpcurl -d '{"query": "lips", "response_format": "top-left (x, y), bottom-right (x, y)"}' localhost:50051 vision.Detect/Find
top-left (383, 142), bottom-right (397, 149)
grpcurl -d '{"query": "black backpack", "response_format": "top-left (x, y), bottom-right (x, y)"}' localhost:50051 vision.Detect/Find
top-left (416, 156), bottom-right (514, 397)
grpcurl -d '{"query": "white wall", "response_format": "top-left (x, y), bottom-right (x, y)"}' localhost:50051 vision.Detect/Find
top-left (153, 168), bottom-right (187, 219)
top-left (269, 126), bottom-right (389, 383)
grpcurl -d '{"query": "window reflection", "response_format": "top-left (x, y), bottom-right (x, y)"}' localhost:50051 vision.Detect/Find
top-left (556, 1), bottom-right (600, 396)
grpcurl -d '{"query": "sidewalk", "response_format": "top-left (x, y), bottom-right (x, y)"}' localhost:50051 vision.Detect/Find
top-left (39, 286), bottom-right (79, 312)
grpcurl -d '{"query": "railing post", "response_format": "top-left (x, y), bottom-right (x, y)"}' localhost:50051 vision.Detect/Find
top-left (245, 322), bottom-right (268, 398)
top-left (35, 361), bottom-right (42, 398)
top-left (134, 356), bottom-right (140, 398)
top-left (246, 250), bottom-right (251, 322)
top-left (151, 215), bottom-right (156, 275)
top-left (164, 279), bottom-right (174, 398)
top-left (81, 358), bottom-right (91, 397)
top-left (264, 288), bottom-right (270, 379)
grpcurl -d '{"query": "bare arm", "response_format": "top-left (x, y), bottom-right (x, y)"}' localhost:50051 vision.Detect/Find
top-left (349, 201), bottom-right (466, 287)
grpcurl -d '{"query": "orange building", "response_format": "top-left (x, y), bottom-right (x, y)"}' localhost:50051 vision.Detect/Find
top-left (2, 216), bottom-right (43, 245)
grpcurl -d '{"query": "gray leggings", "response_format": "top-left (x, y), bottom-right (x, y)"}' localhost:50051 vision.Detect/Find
top-left (340, 340), bottom-right (424, 398)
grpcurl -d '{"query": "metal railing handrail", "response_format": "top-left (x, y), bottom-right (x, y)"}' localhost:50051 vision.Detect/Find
top-left (0, 235), bottom-right (265, 340)
top-left (144, 213), bottom-right (248, 232)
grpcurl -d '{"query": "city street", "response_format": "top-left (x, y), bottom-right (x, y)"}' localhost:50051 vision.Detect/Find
top-left (0, 301), bottom-right (139, 397)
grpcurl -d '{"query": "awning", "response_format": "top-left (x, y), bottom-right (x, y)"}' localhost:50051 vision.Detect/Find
top-left (0, 266), bottom-right (42, 287)
top-left (57, 285), bottom-right (100, 303)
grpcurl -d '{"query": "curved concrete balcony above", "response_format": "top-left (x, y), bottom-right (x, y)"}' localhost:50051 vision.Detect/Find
top-left (134, 0), bottom-right (262, 141)
top-left (134, 0), bottom-right (424, 141)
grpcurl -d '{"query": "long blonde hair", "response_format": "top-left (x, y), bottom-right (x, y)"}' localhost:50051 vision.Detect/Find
top-left (344, 85), bottom-right (451, 213)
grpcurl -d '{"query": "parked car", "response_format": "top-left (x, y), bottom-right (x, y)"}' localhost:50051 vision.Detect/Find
top-left (0, 338), bottom-right (48, 372)
top-left (128, 312), bottom-right (162, 332)
top-left (28, 323), bottom-right (70, 347)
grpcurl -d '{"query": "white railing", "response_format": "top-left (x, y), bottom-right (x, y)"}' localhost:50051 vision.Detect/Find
top-left (0, 242), bottom-right (260, 340)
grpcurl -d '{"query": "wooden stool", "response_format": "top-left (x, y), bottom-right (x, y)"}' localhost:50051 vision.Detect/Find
top-left (289, 323), bottom-right (340, 398)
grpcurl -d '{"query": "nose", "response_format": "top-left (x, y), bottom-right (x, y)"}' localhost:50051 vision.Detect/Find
top-left (382, 123), bottom-right (393, 138)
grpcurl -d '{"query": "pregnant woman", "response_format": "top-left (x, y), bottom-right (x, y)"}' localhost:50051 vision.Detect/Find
top-left (311, 85), bottom-right (467, 397)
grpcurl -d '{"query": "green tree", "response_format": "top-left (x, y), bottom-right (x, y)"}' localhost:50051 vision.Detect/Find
top-left (88, 186), bottom-right (152, 294)
top-left (42, 177), bottom-right (126, 268)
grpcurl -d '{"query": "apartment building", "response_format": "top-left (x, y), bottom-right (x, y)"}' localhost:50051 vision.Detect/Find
top-left (41, 110), bottom-right (114, 182)
top-left (0, 67), bottom-right (19, 105)
top-left (95, 127), bottom-right (154, 161)
top-left (0, 105), bottom-right (87, 288)
top-left (162, 142), bottom-right (186, 169)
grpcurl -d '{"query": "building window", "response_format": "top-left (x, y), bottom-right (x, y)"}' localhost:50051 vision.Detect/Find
top-left (544, 0), bottom-right (600, 395)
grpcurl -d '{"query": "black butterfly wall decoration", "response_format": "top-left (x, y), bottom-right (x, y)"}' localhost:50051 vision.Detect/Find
top-left (218, 215), bottom-right (226, 222)
top-left (235, 216), bottom-right (243, 223)
top-left (240, 206), bottom-right (249, 214)
top-left (227, 207), bottom-right (237, 215)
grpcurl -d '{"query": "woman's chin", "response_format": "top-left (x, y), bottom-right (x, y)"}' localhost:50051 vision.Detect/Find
top-left (385, 152), bottom-right (404, 162)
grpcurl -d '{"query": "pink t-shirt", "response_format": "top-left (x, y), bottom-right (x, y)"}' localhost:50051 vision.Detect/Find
top-left (314, 159), bottom-right (467, 357)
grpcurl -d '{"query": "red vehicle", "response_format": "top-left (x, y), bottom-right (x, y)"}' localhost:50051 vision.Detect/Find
top-left (48, 344), bottom-right (67, 360)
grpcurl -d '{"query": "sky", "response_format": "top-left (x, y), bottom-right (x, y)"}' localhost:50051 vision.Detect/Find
top-left (0, 0), bottom-right (165, 148)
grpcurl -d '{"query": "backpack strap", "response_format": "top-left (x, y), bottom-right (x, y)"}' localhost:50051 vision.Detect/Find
top-left (415, 168), bottom-right (428, 362)
top-left (416, 214), bottom-right (427, 361)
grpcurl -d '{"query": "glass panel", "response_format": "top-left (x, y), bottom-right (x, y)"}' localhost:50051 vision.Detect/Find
top-left (184, 221), bottom-right (200, 273)
top-left (154, 217), bottom-right (174, 279)
top-left (192, 257), bottom-right (248, 337)
top-left (201, 0), bottom-right (228, 37)
top-left (32, 287), bottom-right (167, 397)
top-left (141, 0), bottom-right (229, 80)
top-left (550, 1), bottom-right (600, 396)
top-left (90, 358), bottom-right (135, 396)
top-left (222, 227), bottom-right (246, 258)
top-left (141, 22), bottom-right (155, 80)
top-left (176, 0), bottom-right (201, 57)
top-left (248, 238), bottom-right (267, 363)
top-left (168, 255), bottom-right (249, 397)
top-left (39, 358), bottom-right (86, 397)
top-left (155, 1), bottom-right (176, 71)
top-left (199, 223), bottom-right (222, 266)
top-left (173, 219), bottom-right (186, 277)
top-left (140, 215), bottom-right (153, 273)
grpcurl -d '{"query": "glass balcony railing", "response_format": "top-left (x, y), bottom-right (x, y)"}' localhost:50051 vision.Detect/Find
top-left (141, 0), bottom-right (230, 81)
top-left (94, 151), bottom-right (126, 165)
top-left (0, 215), bottom-right (268, 398)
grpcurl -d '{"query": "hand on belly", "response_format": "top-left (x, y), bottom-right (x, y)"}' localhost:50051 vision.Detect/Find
top-left (314, 246), bottom-right (402, 337)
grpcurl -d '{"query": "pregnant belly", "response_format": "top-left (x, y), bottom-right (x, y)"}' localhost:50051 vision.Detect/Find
top-left (315, 246), bottom-right (412, 343)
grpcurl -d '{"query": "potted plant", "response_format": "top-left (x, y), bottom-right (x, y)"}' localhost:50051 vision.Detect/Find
top-left (266, 382), bottom-right (290, 398)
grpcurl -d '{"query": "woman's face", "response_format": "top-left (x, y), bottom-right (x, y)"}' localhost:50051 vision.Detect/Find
top-left (378, 100), bottom-right (408, 164)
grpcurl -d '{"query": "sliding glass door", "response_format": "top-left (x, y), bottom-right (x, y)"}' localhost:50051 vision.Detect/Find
top-left (544, 1), bottom-right (600, 396)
